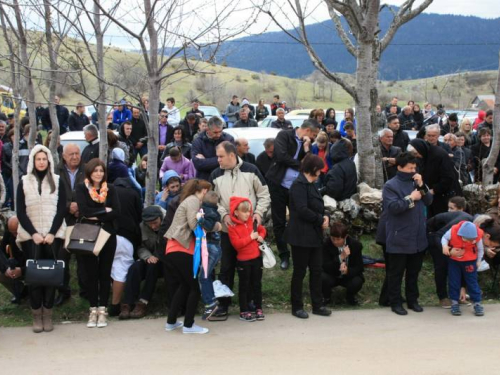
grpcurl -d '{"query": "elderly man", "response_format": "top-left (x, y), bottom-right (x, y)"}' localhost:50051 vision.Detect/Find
top-left (55, 143), bottom-right (86, 304)
top-left (68, 103), bottom-right (90, 131)
top-left (233, 108), bottom-right (258, 128)
top-left (0, 216), bottom-right (26, 304)
top-left (131, 107), bottom-right (148, 158)
top-left (235, 138), bottom-right (256, 164)
top-left (209, 141), bottom-right (270, 319)
top-left (192, 116), bottom-right (235, 181)
top-left (424, 124), bottom-right (451, 153)
top-left (398, 106), bottom-right (415, 131)
top-left (120, 206), bottom-right (165, 320)
top-left (256, 138), bottom-right (274, 177)
top-left (81, 124), bottom-right (100, 165)
top-left (271, 108), bottom-right (293, 130)
top-left (380, 128), bottom-right (402, 182)
top-left (387, 115), bottom-right (409, 152)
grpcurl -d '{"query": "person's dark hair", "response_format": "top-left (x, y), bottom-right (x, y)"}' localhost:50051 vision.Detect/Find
top-left (486, 109), bottom-right (493, 117)
top-left (343, 122), bottom-right (354, 131)
top-left (23, 123), bottom-right (31, 136)
top-left (455, 131), bottom-right (466, 138)
top-left (33, 149), bottom-right (56, 193)
top-left (325, 108), bottom-right (336, 119)
top-left (448, 113), bottom-right (458, 122)
top-left (107, 129), bottom-right (118, 148)
top-left (330, 222), bottom-right (348, 238)
top-left (192, 98), bottom-right (199, 104)
top-left (274, 94), bottom-right (280, 100)
top-left (84, 158), bottom-right (107, 185)
top-left (179, 178), bottom-right (212, 203)
top-left (173, 126), bottom-right (187, 143)
top-left (7, 128), bottom-right (14, 139)
top-left (208, 116), bottom-right (224, 129)
top-left (300, 119), bottom-right (321, 131)
top-left (396, 152), bottom-right (417, 168)
top-left (122, 120), bottom-right (132, 128)
top-left (20, 117), bottom-right (30, 127)
top-left (387, 114), bottom-right (398, 123)
top-left (342, 138), bottom-right (354, 157)
top-left (329, 130), bottom-right (341, 141)
top-left (479, 127), bottom-right (492, 137)
top-left (263, 138), bottom-right (274, 150)
top-left (479, 218), bottom-right (500, 243)
top-left (308, 109), bottom-right (316, 119)
top-left (449, 196), bottom-right (466, 210)
top-left (169, 147), bottom-right (181, 157)
top-left (217, 140), bottom-right (237, 156)
top-left (345, 108), bottom-right (355, 118)
top-left (300, 154), bottom-right (324, 175)
top-left (167, 97), bottom-right (175, 104)
top-left (186, 113), bottom-right (196, 121)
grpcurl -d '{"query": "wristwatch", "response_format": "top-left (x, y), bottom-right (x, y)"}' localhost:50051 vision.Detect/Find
top-left (404, 195), bottom-right (415, 208)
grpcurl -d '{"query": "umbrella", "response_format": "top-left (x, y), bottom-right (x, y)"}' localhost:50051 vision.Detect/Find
top-left (201, 229), bottom-right (208, 278)
top-left (193, 224), bottom-right (204, 278)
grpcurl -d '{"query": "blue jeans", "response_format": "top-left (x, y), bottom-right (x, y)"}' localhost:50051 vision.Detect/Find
top-left (448, 258), bottom-right (481, 303)
top-left (199, 242), bottom-right (222, 306)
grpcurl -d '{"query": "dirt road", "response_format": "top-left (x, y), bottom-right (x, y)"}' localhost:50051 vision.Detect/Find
top-left (1, 305), bottom-right (499, 374)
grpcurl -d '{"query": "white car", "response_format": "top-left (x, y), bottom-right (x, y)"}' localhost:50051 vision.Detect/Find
top-left (60, 131), bottom-right (89, 152)
top-left (223, 127), bottom-right (280, 156)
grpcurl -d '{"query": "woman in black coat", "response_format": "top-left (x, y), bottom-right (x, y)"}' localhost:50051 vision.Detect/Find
top-left (285, 155), bottom-right (331, 319)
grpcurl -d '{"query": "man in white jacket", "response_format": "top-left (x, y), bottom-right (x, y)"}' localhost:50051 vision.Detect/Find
top-left (163, 97), bottom-right (180, 127)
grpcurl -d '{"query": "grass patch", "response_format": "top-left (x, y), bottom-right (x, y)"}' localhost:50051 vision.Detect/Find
top-left (1, 234), bottom-right (499, 327)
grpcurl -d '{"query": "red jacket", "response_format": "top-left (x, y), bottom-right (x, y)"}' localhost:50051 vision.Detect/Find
top-left (227, 196), bottom-right (266, 261)
top-left (449, 221), bottom-right (483, 262)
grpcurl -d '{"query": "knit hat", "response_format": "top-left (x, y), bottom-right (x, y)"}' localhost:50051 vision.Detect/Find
top-left (458, 221), bottom-right (478, 240)
top-left (241, 99), bottom-right (250, 106)
top-left (112, 147), bottom-right (125, 162)
top-left (142, 205), bottom-right (163, 222)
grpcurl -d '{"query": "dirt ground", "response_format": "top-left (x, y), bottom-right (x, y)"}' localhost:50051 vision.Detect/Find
top-left (1, 305), bottom-right (499, 375)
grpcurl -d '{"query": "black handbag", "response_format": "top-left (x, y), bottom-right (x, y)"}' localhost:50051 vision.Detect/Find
top-left (65, 220), bottom-right (111, 256)
top-left (25, 245), bottom-right (65, 287)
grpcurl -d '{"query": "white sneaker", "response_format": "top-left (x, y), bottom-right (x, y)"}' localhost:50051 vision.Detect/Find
top-left (87, 308), bottom-right (97, 328)
top-left (97, 307), bottom-right (108, 328)
top-left (183, 324), bottom-right (209, 334)
top-left (165, 321), bottom-right (184, 331)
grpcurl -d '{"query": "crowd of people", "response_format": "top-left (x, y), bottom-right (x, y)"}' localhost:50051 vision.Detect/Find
top-left (1, 93), bottom-right (500, 336)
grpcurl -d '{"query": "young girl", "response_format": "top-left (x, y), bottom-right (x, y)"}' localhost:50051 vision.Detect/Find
top-left (227, 197), bottom-right (266, 322)
top-left (312, 132), bottom-right (331, 187)
top-left (442, 221), bottom-right (484, 316)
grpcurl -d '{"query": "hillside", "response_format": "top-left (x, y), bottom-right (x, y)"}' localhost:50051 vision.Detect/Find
top-left (217, 10), bottom-right (500, 80)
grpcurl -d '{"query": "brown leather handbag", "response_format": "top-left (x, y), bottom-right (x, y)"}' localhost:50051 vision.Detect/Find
top-left (65, 222), bottom-right (111, 256)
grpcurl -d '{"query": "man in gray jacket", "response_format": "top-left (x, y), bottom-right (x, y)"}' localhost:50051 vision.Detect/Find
top-left (225, 95), bottom-right (240, 128)
top-left (119, 206), bottom-right (165, 320)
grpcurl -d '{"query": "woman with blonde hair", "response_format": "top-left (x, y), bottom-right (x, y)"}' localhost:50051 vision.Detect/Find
top-left (459, 118), bottom-right (474, 146)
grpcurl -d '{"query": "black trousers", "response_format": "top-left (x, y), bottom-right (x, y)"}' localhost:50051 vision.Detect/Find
top-left (268, 181), bottom-right (290, 260)
top-left (379, 244), bottom-right (390, 305)
top-left (322, 273), bottom-right (364, 302)
top-left (23, 239), bottom-right (63, 309)
top-left (165, 252), bottom-right (200, 328)
top-left (428, 234), bottom-right (449, 300)
top-left (218, 232), bottom-right (237, 309)
top-left (236, 257), bottom-right (263, 312)
top-left (387, 251), bottom-right (425, 307)
top-left (291, 245), bottom-right (323, 311)
top-left (79, 235), bottom-right (117, 307)
top-left (123, 260), bottom-right (161, 305)
top-left (57, 248), bottom-right (87, 297)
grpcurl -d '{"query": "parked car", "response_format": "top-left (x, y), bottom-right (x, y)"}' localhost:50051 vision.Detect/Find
top-left (223, 127), bottom-right (280, 157)
top-left (60, 131), bottom-right (89, 153)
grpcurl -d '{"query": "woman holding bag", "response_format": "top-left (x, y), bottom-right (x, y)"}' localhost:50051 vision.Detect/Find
top-left (16, 145), bottom-right (67, 333)
top-left (76, 159), bottom-right (120, 328)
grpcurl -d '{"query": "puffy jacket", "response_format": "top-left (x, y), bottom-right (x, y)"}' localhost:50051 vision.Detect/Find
top-left (324, 139), bottom-right (357, 201)
top-left (209, 157), bottom-right (270, 232)
top-left (68, 111), bottom-right (90, 131)
top-left (112, 108), bottom-right (132, 127)
top-left (233, 118), bottom-right (258, 128)
top-left (227, 196), bottom-right (266, 261)
top-left (448, 221), bottom-right (483, 262)
top-left (191, 131), bottom-right (235, 181)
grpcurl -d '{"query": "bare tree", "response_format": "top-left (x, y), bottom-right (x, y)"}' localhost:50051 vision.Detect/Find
top-left (482, 52), bottom-right (500, 185)
top-left (284, 80), bottom-right (300, 108)
top-left (264, 0), bottom-right (433, 187)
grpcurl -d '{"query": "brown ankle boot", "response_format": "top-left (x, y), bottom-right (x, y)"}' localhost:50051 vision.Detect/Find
top-left (32, 308), bottom-right (43, 333)
top-left (119, 304), bottom-right (131, 320)
top-left (42, 307), bottom-right (54, 332)
top-left (130, 302), bottom-right (147, 319)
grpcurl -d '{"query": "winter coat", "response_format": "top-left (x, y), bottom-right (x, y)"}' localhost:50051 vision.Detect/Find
top-left (227, 196), bottom-right (266, 261)
top-left (271, 119), bottom-right (293, 130)
top-left (114, 177), bottom-right (142, 248)
top-left (55, 161), bottom-right (85, 226)
top-left (209, 156), bottom-right (270, 232)
top-left (255, 106), bottom-right (269, 122)
top-left (285, 173), bottom-right (325, 248)
top-left (41, 105), bottom-right (70, 131)
top-left (81, 138), bottom-right (100, 165)
top-left (265, 129), bottom-right (308, 187)
top-left (16, 145), bottom-right (67, 243)
top-left (225, 102), bottom-right (240, 123)
top-left (324, 139), bottom-right (357, 201)
top-left (233, 118), bottom-right (258, 128)
top-left (191, 130), bottom-right (235, 181)
top-left (180, 119), bottom-right (199, 142)
top-left (413, 110), bottom-right (424, 130)
top-left (161, 141), bottom-right (192, 160)
top-left (381, 144), bottom-right (402, 182)
top-left (68, 111), bottom-right (90, 131)
top-left (322, 236), bottom-right (364, 281)
top-left (471, 141), bottom-right (500, 182)
top-left (159, 156), bottom-right (196, 183)
top-left (165, 194), bottom-right (201, 249)
top-left (199, 202), bottom-right (221, 244)
top-left (382, 171), bottom-right (433, 254)
top-left (312, 144), bottom-right (332, 169)
top-left (240, 152), bottom-right (256, 165)
top-left (398, 112), bottom-right (415, 131)
top-left (112, 108), bottom-right (132, 127)
top-left (138, 207), bottom-right (165, 260)
top-left (130, 117), bottom-right (148, 146)
top-left (256, 151), bottom-right (273, 178)
top-left (118, 128), bottom-right (135, 167)
top-left (392, 127), bottom-right (410, 151)
top-left (339, 119), bottom-right (356, 137)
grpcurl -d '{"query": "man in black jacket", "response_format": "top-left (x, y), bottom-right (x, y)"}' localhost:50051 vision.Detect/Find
top-left (324, 139), bottom-right (357, 201)
top-left (265, 120), bottom-right (321, 269)
top-left (180, 113), bottom-right (199, 142)
top-left (380, 129), bottom-right (402, 182)
top-left (322, 222), bottom-right (364, 306)
top-left (387, 114), bottom-right (410, 152)
top-left (131, 107), bottom-right (148, 158)
top-left (185, 99), bottom-right (204, 119)
top-left (235, 138), bottom-right (256, 165)
top-left (68, 103), bottom-right (90, 131)
top-left (54, 143), bottom-right (86, 304)
top-left (256, 138), bottom-right (274, 178)
top-left (81, 124), bottom-right (100, 165)
top-left (271, 108), bottom-right (293, 130)
top-left (41, 95), bottom-right (69, 133)
top-left (233, 108), bottom-right (258, 128)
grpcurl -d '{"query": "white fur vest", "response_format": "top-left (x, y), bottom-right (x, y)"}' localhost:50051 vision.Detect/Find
top-left (17, 173), bottom-right (67, 243)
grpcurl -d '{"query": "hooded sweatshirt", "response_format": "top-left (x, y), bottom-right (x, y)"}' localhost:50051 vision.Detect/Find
top-left (108, 148), bottom-right (129, 183)
top-left (227, 196), bottom-right (266, 261)
top-left (155, 170), bottom-right (181, 210)
top-left (324, 139), bottom-right (357, 201)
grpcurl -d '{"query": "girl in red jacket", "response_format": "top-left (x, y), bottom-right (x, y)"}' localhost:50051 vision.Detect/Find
top-left (228, 196), bottom-right (266, 322)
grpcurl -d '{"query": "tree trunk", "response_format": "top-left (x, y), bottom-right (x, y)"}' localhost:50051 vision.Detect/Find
top-left (43, 0), bottom-right (60, 165)
top-left (355, 41), bottom-right (376, 186)
top-left (482, 52), bottom-right (500, 185)
top-left (94, 0), bottom-right (108, 163)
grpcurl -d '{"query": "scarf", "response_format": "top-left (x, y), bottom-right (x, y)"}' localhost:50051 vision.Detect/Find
top-left (85, 178), bottom-right (108, 203)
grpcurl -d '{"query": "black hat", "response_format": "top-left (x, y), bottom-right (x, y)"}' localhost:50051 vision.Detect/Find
top-left (448, 113), bottom-right (458, 122)
top-left (7, 113), bottom-right (14, 119)
top-left (142, 205), bottom-right (163, 222)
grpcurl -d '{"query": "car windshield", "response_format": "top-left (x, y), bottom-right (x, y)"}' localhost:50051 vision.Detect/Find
top-left (201, 107), bottom-right (219, 116)
top-left (60, 139), bottom-right (88, 153)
